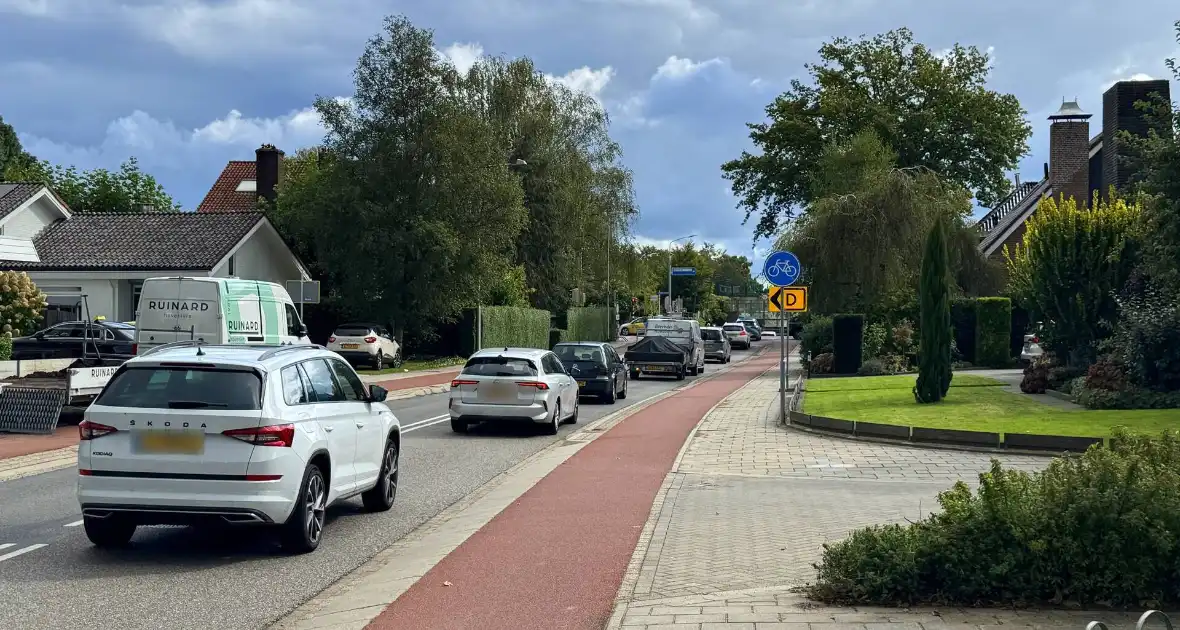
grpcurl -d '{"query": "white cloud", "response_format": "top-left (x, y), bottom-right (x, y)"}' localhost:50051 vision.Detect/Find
top-left (0, 0), bottom-right (52, 16)
top-left (654, 55), bottom-right (722, 80)
top-left (439, 42), bottom-right (484, 74)
top-left (548, 66), bottom-right (616, 99)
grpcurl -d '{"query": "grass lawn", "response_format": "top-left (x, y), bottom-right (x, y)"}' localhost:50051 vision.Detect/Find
top-left (356, 356), bottom-right (466, 376)
top-left (803, 374), bottom-right (1180, 438)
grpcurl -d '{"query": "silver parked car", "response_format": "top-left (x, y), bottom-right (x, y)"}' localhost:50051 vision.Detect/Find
top-left (722, 323), bottom-right (751, 349)
top-left (449, 348), bottom-right (580, 435)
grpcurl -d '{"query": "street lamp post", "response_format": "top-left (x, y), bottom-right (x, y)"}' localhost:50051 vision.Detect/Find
top-left (667, 234), bottom-right (696, 315)
top-left (477, 159), bottom-right (529, 351)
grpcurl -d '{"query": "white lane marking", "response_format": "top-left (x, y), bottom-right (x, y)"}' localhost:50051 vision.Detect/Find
top-left (402, 414), bottom-right (449, 434)
top-left (0, 543), bottom-right (14, 551)
top-left (65, 519), bottom-right (84, 527)
top-left (0, 543), bottom-right (47, 563)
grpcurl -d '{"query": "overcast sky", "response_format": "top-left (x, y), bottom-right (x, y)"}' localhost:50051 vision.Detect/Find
top-left (1, 0), bottom-right (1177, 267)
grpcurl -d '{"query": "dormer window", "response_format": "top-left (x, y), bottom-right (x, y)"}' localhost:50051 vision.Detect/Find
top-left (235, 179), bottom-right (257, 192)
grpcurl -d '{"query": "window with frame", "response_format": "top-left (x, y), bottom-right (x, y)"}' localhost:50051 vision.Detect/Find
top-left (281, 364), bottom-right (310, 405)
top-left (301, 358), bottom-right (345, 402)
top-left (285, 304), bottom-right (303, 337)
top-left (328, 359), bottom-right (367, 401)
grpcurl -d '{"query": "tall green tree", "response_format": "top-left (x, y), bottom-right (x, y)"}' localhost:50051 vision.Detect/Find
top-left (0, 115), bottom-right (37, 178)
top-left (723, 28), bottom-right (1031, 239)
top-left (1005, 194), bottom-right (1142, 366)
top-left (5, 157), bottom-right (179, 212)
top-left (777, 130), bottom-right (993, 314)
top-left (914, 216), bottom-right (953, 403)
top-left (273, 15), bottom-right (525, 341)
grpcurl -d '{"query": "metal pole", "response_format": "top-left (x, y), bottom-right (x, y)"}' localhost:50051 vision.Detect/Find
top-left (779, 308), bottom-right (786, 422)
top-left (667, 252), bottom-right (672, 315)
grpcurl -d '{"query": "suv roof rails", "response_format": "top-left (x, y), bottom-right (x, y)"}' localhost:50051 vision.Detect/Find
top-left (257, 344), bottom-right (325, 362)
top-left (140, 340), bottom-right (207, 357)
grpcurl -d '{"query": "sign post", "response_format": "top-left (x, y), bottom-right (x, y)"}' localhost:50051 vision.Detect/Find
top-left (285, 280), bottom-right (322, 321)
top-left (762, 251), bottom-right (802, 423)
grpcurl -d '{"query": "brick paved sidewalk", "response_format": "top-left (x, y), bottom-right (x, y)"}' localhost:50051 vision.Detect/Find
top-left (607, 360), bottom-right (1148, 629)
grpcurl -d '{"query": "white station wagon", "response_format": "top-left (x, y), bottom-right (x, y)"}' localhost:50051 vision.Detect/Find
top-left (448, 347), bottom-right (580, 435)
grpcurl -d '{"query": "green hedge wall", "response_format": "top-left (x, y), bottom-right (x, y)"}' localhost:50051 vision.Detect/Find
top-left (832, 314), bottom-right (864, 374)
top-left (549, 328), bottom-right (569, 349)
top-left (975, 297), bottom-right (1012, 368)
top-left (459, 306), bottom-right (552, 355)
top-left (0, 334), bottom-right (11, 361)
top-left (950, 298), bottom-right (978, 363)
top-left (567, 307), bottom-right (614, 342)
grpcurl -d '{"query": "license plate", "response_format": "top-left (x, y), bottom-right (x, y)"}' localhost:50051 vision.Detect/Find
top-left (487, 381), bottom-right (517, 403)
top-left (577, 381), bottom-right (587, 387)
top-left (646, 365), bottom-right (668, 372)
top-left (342, 343), bottom-right (359, 349)
top-left (134, 431), bottom-right (205, 455)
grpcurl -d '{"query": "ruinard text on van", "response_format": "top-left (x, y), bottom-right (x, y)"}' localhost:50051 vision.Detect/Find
top-left (146, 301), bottom-right (211, 311)
top-left (227, 320), bottom-right (261, 333)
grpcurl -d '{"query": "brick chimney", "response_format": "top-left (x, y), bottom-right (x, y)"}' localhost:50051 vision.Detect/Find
top-left (1103, 79), bottom-right (1173, 195)
top-left (1048, 100), bottom-right (1091, 208)
top-left (255, 144), bottom-right (284, 204)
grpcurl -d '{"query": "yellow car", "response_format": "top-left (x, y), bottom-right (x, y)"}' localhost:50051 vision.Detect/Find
top-left (620, 317), bottom-right (647, 336)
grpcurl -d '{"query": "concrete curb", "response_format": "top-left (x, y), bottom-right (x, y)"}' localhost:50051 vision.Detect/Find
top-left (0, 445), bottom-right (78, 482)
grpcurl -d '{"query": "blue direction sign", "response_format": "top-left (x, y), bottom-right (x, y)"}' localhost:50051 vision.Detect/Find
top-left (671, 267), bottom-right (696, 276)
top-left (762, 250), bottom-right (801, 287)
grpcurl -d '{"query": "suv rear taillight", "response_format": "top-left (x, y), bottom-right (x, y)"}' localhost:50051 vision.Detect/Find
top-left (1032, 336), bottom-right (1039, 343)
top-left (328, 336), bottom-right (336, 343)
top-left (78, 420), bottom-right (117, 440)
top-left (131, 343), bottom-right (137, 354)
top-left (516, 381), bottom-right (549, 390)
top-left (222, 424), bottom-right (295, 447)
top-left (451, 379), bottom-right (478, 387)
top-left (364, 336), bottom-right (377, 343)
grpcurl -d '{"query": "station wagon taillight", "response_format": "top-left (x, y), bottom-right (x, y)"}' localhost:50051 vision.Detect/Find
top-left (364, 336), bottom-right (377, 343)
top-left (516, 381), bottom-right (549, 390)
top-left (78, 420), bottom-right (117, 440)
top-left (222, 424), bottom-right (295, 447)
top-left (328, 336), bottom-right (336, 343)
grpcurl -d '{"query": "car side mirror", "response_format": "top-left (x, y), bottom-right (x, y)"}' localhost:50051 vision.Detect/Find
top-left (298, 324), bottom-right (308, 336)
top-left (368, 384), bottom-right (388, 402)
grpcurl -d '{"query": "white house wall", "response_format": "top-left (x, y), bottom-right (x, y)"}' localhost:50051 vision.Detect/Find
top-left (2, 195), bottom-right (63, 238)
top-left (29, 277), bottom-right (120, 322)
top-left (211, 224), bottom-right (307, 285)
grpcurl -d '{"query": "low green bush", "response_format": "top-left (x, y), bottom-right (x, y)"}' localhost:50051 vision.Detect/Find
top-left (0, 332), bottom-right (11, 361)
top-left (1020, 357), bottom-right (1049, 394)
top-left (549, 328), bottom-right (569, 349)
top-left (810, 352), bottom-right (834, 374)
top-left (862, 322), bottom-right (887, 360)
top-left (974, 297), bottom-right (1012, 368)
top-left (1074, 385), bottom-right (1180, 409)
top-left (856, 358), bottom-right (888, 376)
top-left (809, 430), bottom-right (1180, 608)
top-left (802, 316), bottom-right (834, 358)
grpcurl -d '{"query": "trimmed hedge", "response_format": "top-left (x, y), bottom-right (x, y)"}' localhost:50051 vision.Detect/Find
top-left (567, 307), bottom-right (614, 342)
top-left (460, 306), bottom-right (551, 355)
top-left (949, 298), bottom-right (977, 363)
top-left (0, 333), bottom-right (11, 361)
top-left (802, 316), bottom-right (834, 358)
top-left (832, 314), bottom-right (864, 374)
top-left (975, 297), bottom-right (1012, 368)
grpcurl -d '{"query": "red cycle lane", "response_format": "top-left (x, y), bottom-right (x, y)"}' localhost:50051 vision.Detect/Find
top-left (366, 350), bottom-right (778, 630)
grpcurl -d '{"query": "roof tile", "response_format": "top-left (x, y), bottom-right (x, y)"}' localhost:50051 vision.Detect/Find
top-left (0, 211), bottom-right (265, 271)
top-left (0, 182), bottom-right (46, 221)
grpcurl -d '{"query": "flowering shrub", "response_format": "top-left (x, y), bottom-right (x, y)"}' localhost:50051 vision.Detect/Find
top-left (0, 271), bottom-right (46, 338)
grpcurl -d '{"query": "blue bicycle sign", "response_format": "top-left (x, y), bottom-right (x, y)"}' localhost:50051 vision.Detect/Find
top-left (763, 250), bottom-right (801, 287)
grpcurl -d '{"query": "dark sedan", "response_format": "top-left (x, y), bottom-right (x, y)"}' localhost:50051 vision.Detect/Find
top-left (553, 341), bottom-right (629, 403)
top-left (11, 320), bottom-right (137, 360)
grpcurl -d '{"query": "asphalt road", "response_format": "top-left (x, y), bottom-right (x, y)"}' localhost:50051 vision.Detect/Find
top-left (0, 345), bottom-right (766, 630)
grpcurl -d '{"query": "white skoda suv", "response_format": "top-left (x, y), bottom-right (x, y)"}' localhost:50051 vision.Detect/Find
top-left (76, 342), bottom-right (401, 553)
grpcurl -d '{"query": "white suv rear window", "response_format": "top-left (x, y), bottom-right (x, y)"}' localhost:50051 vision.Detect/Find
top-left (97, 366), bottom-right (262, 410)
top-left (462, 357), bottom-right (538, 377)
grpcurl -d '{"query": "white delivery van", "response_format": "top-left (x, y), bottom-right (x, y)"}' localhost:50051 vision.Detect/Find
top-left (135, 277), bottom-right (311, 354)
top-left (644, 317), bottom-right (706, 375)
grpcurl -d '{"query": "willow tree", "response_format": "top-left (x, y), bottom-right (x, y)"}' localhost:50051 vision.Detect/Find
top-left (1005, 193), bottom-right (1142, 366)
top-left (914, 216), bottom-right (953, 403)
top-left (778, 131), bottom-right (984, 315)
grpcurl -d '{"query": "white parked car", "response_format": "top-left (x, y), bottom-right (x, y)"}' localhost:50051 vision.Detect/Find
top-left (326, 322), bottom-right (402, 370)
top-left (1020, 333), bottom-right (1044, 364)
top-left (449, 348), bottom-right (579, 435)
top-left (76, 342), bottom-right (401, 553)
top-left (722, 323), bottom-right (751, 349)
top-left (762, 330), bottom-right (778, 338)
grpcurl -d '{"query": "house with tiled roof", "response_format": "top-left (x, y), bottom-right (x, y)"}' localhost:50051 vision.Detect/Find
top-left (975, 79), bottom-right (1172, 258)
top-left (0, 181), bottom-right (311, 324)
top-left (198, 144), bottom-right (311, 212)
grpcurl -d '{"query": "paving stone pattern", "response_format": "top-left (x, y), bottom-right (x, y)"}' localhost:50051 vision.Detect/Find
top-left (609, 364), bottom-right (1139, 629)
